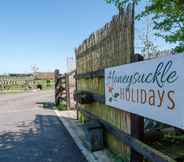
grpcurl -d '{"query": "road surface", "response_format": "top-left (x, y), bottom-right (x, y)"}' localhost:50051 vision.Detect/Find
top-left (0, 90), bottom-right (87, 162)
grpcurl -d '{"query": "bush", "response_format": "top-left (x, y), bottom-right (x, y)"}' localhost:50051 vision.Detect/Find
top-left (57, 101), bottom-right (67, 111)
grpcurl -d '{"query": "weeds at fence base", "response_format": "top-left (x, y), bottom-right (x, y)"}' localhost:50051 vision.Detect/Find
top-left (56, 101), bottom-right (67, 111)
top-left (110, 152), bottom-right (127, 162)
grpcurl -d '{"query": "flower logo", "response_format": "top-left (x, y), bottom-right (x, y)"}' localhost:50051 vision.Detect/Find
top-left (107, 85), bottom-right (119, 102)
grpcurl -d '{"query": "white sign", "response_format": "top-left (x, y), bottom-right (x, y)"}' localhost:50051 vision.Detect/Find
top-left (105, 54), bottom-right (184, 129)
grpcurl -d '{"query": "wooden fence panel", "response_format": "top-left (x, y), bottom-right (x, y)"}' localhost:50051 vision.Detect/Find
top-left (66, 71), bottom-right (76, 109)
top-left (54, 70), bottom-right (67, 107)
top-left (55, 69), bottom-right (76, 110)
top-left (0, 76), bottom-right (34, 91)
top-left (75, 4), bottom-right (134, 161)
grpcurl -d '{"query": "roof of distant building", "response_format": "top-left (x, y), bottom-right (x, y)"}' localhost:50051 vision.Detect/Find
top-left (35, 72), bottom-right (55, 80)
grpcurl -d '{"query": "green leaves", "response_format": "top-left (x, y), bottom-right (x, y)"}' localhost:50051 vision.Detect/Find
top-left (104, 0), bottom-right (184, 52)
top-left (147, 0), bottom-right (184, 52)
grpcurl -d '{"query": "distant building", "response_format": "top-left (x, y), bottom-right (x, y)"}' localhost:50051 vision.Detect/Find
top-left (9, 73), bottom-right (33, 77)
top-left (35, 72), bottom-right (55, 80)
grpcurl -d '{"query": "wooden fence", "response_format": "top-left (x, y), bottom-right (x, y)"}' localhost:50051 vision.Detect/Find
top-left (75, 4), bottom-right (178, 162)
top-left (55, 69), bottom-right (76, 109)
top-left (66, 70), bottom-right (76, 109)
top-left (0, 76), bottom-right (34, 90)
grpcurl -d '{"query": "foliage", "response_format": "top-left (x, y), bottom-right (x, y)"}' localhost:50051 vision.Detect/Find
top-left (57, 101), bottom-right (67, 111)
top-left (31, 64), bottom-right (39, 78)
top-left (105, 0), bottom-right (184, 52)
top-left (141, 39), bottom-right (159, 58)
top-left (110, 152), bottom-right (128, 162)
top-left (138, 18), bottom-right (160, 58)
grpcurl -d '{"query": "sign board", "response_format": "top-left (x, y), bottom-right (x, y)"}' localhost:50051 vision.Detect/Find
top-left (105, 54), bottom-right (184, 129)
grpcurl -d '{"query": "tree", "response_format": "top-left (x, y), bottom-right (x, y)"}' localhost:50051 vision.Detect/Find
top-left (105, 0), bottom-right (184, 52)
top-left (31, 65), bottom-right (39, 78)
top-left (139, 20), bottom-right (159, 59)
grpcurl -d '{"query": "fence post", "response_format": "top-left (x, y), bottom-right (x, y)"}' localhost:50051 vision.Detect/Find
top-left (130, 54), bottom-right (144, 162)
top-left (54, 69), bottom-right (60, 106)
top-left (66, 73), bottom-right (70, 110)
top-left (75, 71), bottom-right (79, 120)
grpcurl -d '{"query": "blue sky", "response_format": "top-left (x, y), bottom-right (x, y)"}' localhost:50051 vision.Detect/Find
top-left (0, 0), bottom-right (174, 74)
top-left (0, 0), bottom-right (117, 74)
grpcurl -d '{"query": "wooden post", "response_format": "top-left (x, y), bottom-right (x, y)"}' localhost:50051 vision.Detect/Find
top-left (66, 73), bottom-right (70, 110)
top-left (130, 54), bottom-right (144, 162)
top-left (130, 2), bottom-right (144, 160)
top-left (75, 71), bottom-right (79, 120)
top-left (54, 69), bottom-right (60, 106)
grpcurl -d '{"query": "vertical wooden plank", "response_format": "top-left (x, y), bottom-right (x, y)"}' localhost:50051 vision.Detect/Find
top-left (66, 73), bottom-right (70, 110)
top-left (75, 72), bottom-right (78, 119)
top-left (75, 49), bottom-right (81, 120)
top-left (130, 2), bottom-right (144, 160)
top-left (130, 54), bottom-right (144, 162)
top-left (54, 69), bottom-right (60, 106)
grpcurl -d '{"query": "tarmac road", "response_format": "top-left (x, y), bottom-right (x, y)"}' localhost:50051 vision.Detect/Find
top-left (0, 90), bottom-right (87, 162)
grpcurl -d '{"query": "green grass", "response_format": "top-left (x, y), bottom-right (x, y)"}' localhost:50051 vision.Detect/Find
top-left (110, 152), bottom-right (126, 162)
top-left (56, 101), bottom-right (67, 111)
